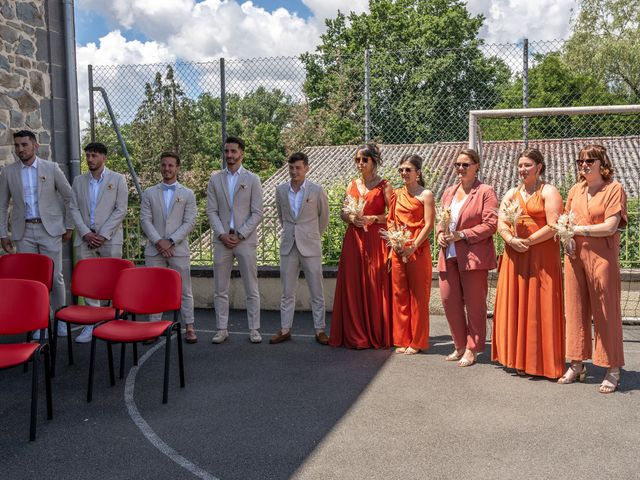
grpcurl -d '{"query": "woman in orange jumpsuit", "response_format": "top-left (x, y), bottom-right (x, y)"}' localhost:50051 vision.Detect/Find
top-left (388, 154), bottom-right (435, 355)
top-left (492, 149), bottom-right (565, 379)
top-left (559, 144), bottom-right (627, 393)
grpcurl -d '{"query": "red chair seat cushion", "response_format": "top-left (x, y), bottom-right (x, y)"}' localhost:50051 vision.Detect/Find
top-left (93, 320), bottom-right (173, 343)
top-left (56, 305), bottom-right (117, 324)
top-left (0, 343), bottom-right (39, 369)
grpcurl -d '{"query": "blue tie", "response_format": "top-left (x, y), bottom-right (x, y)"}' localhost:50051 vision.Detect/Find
top-left (162, 184), bottom-right (176, 191)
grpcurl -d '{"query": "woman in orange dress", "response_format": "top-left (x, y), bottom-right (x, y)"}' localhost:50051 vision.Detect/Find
top-left (559, 144), bottom-right (627, 393)
top-left (388, 154), bottom-right (435, 355)
top-left (329, 143), bottom-right (393, 349)
top-left (492, 149), bottom-right (565, 379)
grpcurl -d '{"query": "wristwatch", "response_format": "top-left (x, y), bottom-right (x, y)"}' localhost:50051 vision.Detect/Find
top-left (458, 231), bottom-right (466, 240)
top-left (169, 238), bottom-right (175, 246)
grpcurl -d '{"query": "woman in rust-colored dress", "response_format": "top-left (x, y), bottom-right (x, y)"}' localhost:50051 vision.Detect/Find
top-left (492, 149), bottom-right (565, 379)
top-left (329, 143), bottom-right (393, 349)
top-left (559, 144), bottom-right (627, 394)
top-left (388, 154), bottom-right (435, 355)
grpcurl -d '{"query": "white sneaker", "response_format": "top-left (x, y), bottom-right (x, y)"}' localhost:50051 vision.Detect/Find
top-left (249, 329), bottom-right (262, 343)
top-left (211, 329), bottom-right (229, 344)
top-left (75, 326), bottom-right (93, 344)
top-left (57, 322), bottom-right (68, 337)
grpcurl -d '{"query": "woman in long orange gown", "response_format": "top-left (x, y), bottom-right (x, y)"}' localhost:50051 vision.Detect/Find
top-left (388, 154), bottom-right (435, 355)
top-left (492, 149), bottom-right (565, 379)
top-left (559, 144), bottom-right (627, 393)
top-left (329, 143), bottom-right (393, 349)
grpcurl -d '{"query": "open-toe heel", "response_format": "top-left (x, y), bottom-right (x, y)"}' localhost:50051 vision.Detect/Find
top-left (557, 363), bottom-right (586, 385)
top-left (598, 370), bottom-right (620, 394)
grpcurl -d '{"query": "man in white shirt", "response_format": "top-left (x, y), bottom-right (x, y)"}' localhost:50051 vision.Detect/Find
top-left (206, 137), bottom-right (263, 344)
top-left (141, 152), bottom-right (198, 343)
top-left (0, 130), bottom-right (74, 337)
top-left (270, 152), bottom-right (330, 345)
top-left (70, 142), bottom-right (128, 343)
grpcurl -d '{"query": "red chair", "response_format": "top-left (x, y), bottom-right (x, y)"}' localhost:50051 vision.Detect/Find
top-left (0, 253), bottom-right (54, 359)
top-left (0, 279), bottom-right (53, 441)
top-left (87, 267), bottom-right (185, 404)
top-left (52, 257), bottom-right (135, 376)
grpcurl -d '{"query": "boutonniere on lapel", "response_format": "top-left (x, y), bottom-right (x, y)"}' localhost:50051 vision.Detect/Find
top-left (240, 184), bottom-right (246, 189)
top-left (107, 183), bottom-right (114, 190)
top-left (40, 175), bottom-right (46, 182)
top-left (306, 198), bottom-right (311, 203)
top-left (175, 196), bottom-right (182, 203)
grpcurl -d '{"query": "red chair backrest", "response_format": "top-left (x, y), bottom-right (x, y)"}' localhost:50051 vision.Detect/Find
top-left (0, 279), bottom-right (49, 335)
top-left (0, 253), bottom-right (54, 291)
top-left (112, 267), bottom-right (182, 315)
top-left (70, 257), bottom-right (135, 300)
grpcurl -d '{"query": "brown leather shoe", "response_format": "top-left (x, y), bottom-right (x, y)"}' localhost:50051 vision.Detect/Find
top-left (315, 331), bottom-right (329, 345)
top-left (269, 329), bottom-right (292, 344)
top-left (185, 327), bottom-right (198, 344)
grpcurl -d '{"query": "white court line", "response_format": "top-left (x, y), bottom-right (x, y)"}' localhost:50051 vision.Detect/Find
top-left (124, 337), bottom-right (219, 480)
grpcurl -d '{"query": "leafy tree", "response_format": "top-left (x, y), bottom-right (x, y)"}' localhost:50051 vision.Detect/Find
top-left (482, 52), bottom-right (633, 140)
top-left (301, 0), bottom-right (511, 144)
top-left (565, 0), bottom-right (640, 101)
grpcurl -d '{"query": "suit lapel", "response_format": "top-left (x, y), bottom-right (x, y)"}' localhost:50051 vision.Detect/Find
top-left (13, 162), bottom-right (25, 207)
top-left (220, 173), bottom-right (232, 209)
top-left (232, 170), bottom-right (245, 200)
top-left (94, 168), bottom-right (109, 206)
top-left (296, 182), bottom-right (311, 219)
top-left (167, 184), bottom-right (180, 218)
top-left (455, 180), bottom-right (480, 229)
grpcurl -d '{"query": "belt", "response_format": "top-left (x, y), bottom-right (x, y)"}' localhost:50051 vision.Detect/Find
top-left (25, 218), bottom-right (42, 224)
top-left (229, 228), bottom-right (235, 234)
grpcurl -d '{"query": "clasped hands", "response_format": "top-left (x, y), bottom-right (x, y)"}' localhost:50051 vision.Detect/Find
top-left (83, 231), bottom-right (106, 249)
top-left (219, 232), bottom-right (242, 249)
top-left (350, 214), bottom-right (376, 229)
top-left (437, 230), bottom-right (464, 249)
top-left (155, 238), bottom-right (175, 258)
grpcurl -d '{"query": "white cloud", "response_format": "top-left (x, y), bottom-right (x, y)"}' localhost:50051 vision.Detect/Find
top-left (467, 0), bottom-right (576, 44)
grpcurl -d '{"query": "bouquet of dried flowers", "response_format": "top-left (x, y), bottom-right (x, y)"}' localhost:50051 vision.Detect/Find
top-left (380, 223), bottom-right (413, 263)
top-left (436, 205), bottom-right (452, 232)
top-left (552, 211), bottom-right (577, 248)
top-left (497, 199), bottom-right (522, 227)
top-left (343, 195), bottom-right (368, 231)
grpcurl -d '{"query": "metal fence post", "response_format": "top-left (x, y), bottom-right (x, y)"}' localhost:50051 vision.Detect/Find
top-left (523, 38), bottom-right (529, 148)
top-left (88, 64), bottom-right (95, 142)
top-left (220, 57), bottom-right (227, 169)
top-left (364, 49), bottom-right (371, 143)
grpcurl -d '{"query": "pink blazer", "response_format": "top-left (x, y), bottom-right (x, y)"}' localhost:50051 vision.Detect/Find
top-left (437, 179), bottom-right (498, 272)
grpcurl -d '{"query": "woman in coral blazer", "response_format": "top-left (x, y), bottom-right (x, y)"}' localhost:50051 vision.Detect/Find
top-left (437, 148), bottom-right (498, 367)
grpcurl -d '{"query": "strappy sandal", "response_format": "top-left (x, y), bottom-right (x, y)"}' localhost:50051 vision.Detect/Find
top-left (404, 347), bottom-right (420, 355)
top-left (557, 362), bottom-right (586, 384)
top-left (445, 349), bottom-right (465, 361)
top-left (599, 370), bottom-right (621, 394)
top-left (457, 349), bottom-right (476, 367)
top-left (395, 347), bottom-right (407, 354)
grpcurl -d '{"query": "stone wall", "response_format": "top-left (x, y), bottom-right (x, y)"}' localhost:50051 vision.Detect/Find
top-left (0, 1), bottom-right (52, 164)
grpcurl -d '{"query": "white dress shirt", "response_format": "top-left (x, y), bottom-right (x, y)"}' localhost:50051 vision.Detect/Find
top-left (446, 194), bottom-right (468, 259)
top-left (21, 158), bottom-right (39, 219)
top-left (162, 182), bottom-right (178, 216)
top-left (88, 169), bottom-right (105, 229)
top-left (226, 166), bottom-right (244, 230)
top-left (288, 180), bottom-right (306, 217)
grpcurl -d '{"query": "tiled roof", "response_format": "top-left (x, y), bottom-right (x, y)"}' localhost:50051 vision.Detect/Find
top-left (262, 136), bottom-right (640, 200)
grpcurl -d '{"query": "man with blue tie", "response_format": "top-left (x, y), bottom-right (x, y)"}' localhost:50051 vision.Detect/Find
top-left (70, 142), bottom-right (128, 343)
top-left (0, 130), bottom-right (74, 337)
top-left (140, 152), bottom-right (198, 343)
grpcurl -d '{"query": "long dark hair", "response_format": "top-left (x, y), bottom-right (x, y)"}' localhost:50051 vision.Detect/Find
top-left (400, 154), bottom-right (425, 187)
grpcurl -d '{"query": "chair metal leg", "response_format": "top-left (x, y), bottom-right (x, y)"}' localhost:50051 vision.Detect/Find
top-left (66, 321), bottom-right (74, 366)
top-left (119, 342), bottom-right (126, 379)
top-left (29, 351), bottom-right (40, 441)
top-left (43, 345), bottom-right (53, 420)
top-left (87, 337), bottom-right (97, 402)
top-left (51, 319), bottom-right (58, 376)
top-left (133, 342), bottom-right (138, 366)
top-left (107, 342), bottom-right (115, 386)
top-left (162, 329), bottom-right (171, 404)
top-left (24, 332), bottom-right (32, 373)
top-left (175, 324), bottom-right (185, 388)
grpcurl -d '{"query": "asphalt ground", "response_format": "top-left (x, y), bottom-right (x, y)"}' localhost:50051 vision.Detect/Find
top-left (2, 309), bottom-right (639, 480)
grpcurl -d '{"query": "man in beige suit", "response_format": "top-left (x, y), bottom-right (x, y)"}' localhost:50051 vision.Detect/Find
top-left (141, 152), bottom-right (198, 343)
top-left (70, 142), bottom-right (128, 343)
top-left (206, 136), bottom-right (263, 344)
top-left (0, 130), bottom-right (74, 337)
top-left (270, 152), bottom-right (330, 345)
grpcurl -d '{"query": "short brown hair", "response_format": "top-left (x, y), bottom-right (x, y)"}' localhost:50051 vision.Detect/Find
top-left (288, 152), bottom-right (309, 165)
top-left (160, 151), bottom-right (180, 166)
top-left (579, 144), bottom-right (613, 181)
top-left (458, 147), bottom-right (480, 167)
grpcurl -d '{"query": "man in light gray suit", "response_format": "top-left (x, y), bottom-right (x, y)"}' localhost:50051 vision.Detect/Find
top-left (70, 142), bottom-right (128, 343)
top-left (206, 136), bottom-right (263, 344)
top-left (141, 152), bottom-right (198, 344)
top-left (0, 130), bottom-right (74, 337)
top-left (270, 152), bottom-right (330, 345)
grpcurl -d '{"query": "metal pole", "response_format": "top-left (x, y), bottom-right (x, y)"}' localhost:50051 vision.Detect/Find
top-left (523, 38), bottom-right (529, 149)
top-left (62, 0), bottom-right (81, 179)
top-left (94, 87), bottom-right (143, 198)
top-left (220, 57), bottom-right (227, 169)
top-left (88, 64), bottom-right (95, 142)
top-left (364, 49), bottom-right (371, 142)
top-left (468, 112), bottom-right (477, 150)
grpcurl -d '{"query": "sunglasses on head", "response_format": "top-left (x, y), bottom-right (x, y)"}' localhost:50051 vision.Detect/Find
top-left (355, 157), bottom-right (370, 164)
top-left (398, 167), bottom-right (415, 174)
top-left (454, 162), bottom-right (472, 168)
top-left (576, 158), bottom-right (597, 166)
